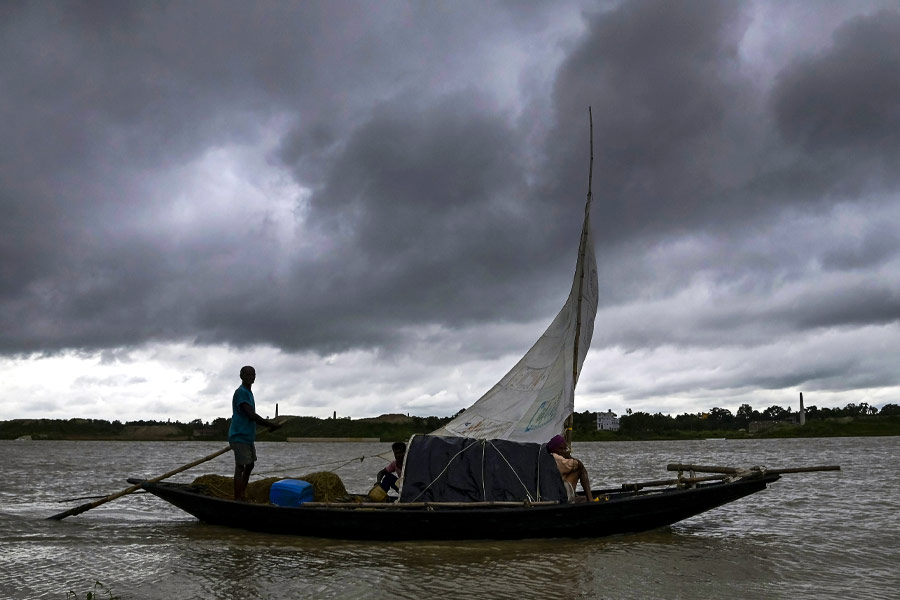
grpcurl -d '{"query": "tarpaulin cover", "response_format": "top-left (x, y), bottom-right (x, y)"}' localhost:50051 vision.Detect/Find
top-left (399, 435), bottom-right (568, 503)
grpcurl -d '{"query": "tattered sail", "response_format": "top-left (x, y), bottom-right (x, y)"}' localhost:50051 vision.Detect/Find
top-left (431, 204), bottom-right (598, 443)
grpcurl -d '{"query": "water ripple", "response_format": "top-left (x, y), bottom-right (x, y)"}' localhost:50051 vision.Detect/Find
top-left (1, 437), bottom-right (897, 599)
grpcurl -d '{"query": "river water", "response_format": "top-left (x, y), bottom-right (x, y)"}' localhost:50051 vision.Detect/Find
top-left (1, 437), bottom-right (897, 599)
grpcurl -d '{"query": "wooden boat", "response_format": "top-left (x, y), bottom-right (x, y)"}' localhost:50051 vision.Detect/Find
top-left (126, 127), bottom-right (837, 539)
top-left (128, 471), bottom-right (781, 540)
top-left (52, 121), bottom-right (839, 529)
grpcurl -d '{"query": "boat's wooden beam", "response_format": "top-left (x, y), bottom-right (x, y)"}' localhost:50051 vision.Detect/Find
top-left (666, 464), bottom-right (739, 474)
top-left (666, 463), bottom-right (840, 475)
top-left (621, 474), bottom-right (730, 491)
top-left (764, 465), bottom-right (841, 474)
top-left (297, 500), bottom-right (560, 509)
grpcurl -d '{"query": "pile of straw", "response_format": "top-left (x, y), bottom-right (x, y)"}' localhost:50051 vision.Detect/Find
top-left (296, 471), bottom-right (349, 503)
top-left (191, 471), bottom-right (349, 504)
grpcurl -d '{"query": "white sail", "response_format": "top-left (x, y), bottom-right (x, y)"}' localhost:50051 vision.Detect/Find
top-left (431, 205), bottom-right (598, 443)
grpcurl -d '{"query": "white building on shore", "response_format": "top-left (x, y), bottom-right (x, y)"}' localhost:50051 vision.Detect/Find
top-left (596, 410), bottom-right (620, 431)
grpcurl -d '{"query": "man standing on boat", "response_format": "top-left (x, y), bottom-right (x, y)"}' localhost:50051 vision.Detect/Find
top-left (229, 365), bottom-right (280, 501)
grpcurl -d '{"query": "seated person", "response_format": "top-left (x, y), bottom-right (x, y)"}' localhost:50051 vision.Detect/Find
top-left (547, 434), bottom-right (594, 503)
top-left (375, 441), bottom-right (406, 492)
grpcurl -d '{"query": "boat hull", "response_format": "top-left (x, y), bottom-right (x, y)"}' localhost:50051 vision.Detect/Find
top-left (132, 474), bottom-right (780, 540)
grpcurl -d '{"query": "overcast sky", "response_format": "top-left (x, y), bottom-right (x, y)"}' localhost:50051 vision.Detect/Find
top-left (3, 0), bottom-right (899, 423)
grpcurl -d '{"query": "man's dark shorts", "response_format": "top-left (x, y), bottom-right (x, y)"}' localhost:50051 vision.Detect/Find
top-left (230, 442), bottom-right (257, 466)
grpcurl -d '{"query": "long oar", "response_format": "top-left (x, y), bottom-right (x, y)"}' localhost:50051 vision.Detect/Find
top-left (47, 445), bottom-right (232, 520)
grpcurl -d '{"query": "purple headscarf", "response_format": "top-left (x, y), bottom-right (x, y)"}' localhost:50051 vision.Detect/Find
top-left (547, 434), bottom-right (567, 452)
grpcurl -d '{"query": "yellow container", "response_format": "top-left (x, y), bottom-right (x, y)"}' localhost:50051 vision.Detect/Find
top-left (367, 484), bottom-right (388, 502)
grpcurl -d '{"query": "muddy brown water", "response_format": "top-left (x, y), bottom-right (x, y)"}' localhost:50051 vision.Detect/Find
top-left (2, 437), bottom-right (897, 599)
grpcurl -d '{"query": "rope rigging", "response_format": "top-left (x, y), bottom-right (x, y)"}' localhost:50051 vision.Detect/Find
top-left (252, 449), bottom-right (395, 479)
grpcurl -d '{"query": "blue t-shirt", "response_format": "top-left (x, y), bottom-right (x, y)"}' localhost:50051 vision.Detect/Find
top-left (228, 385), bottom-right (256, 444)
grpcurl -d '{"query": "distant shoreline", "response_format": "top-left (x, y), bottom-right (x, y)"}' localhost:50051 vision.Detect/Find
top-left (3, 413), bottom-right (898, 442)
top-left (0, 422), bottom-right (900, 443)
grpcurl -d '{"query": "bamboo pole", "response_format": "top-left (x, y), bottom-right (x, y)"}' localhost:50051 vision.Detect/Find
top-left (48, 445), bottom-right (232, 520)
top-left (297, 500), bottom-right (561, 510)
top-left (567, 106), bottom-right (594, 446)
top-left (764, 465), bottom-right (841, 474)
top-left (621, 474), bottom-right (731, 491)
top-left (621, 464), bottom-right (841, 492)
top-left (667, 464), bottom-right (738, 474)
top-left (666, 463), bottom-right (840, 475)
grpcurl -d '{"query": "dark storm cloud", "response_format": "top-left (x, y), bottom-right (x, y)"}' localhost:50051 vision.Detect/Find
top-left (546, 0), bottom-right (755, 242)
top-left (760, 8), bottom-right (900, 219)
top-left (547, 1), bottom-right (900, 244)
top-left (191, 96), bottom-right (555, 354)
top-left (0, 1), bottom-right (317, 352)
top-left (280, 100), bottom-right (536, 321)
top-left (0, 1), bottom-right (570, 355)
top-left (2, 0), bottom-right (899, 423)
top-left (772, 10), bottom-right (900, 158)
top-left (540, 0), bottom-right (900, 353)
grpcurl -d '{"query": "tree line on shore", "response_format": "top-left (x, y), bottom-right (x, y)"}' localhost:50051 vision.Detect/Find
top-left (572, 401), bottom-right (900, 440)
top-left (2, 401), bottom-right (898, 441)
top-left (0, 414), bottom-right (452, 441)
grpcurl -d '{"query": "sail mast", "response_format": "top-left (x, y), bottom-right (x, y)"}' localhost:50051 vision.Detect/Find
top-left (432, 108), bottom-right (599, 443)
top-left (566, 107), bottom-right (594, 444)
